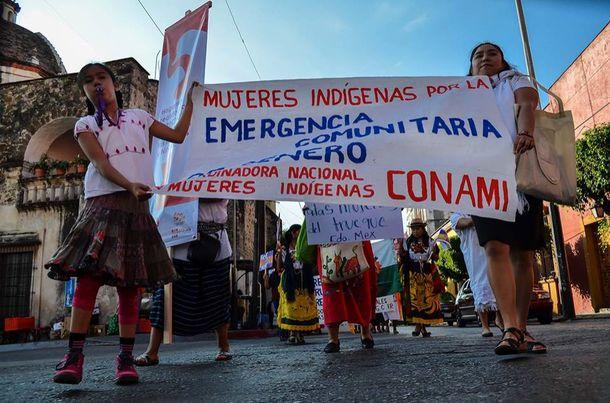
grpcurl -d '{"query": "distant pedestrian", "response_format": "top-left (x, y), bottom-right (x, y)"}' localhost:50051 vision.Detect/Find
top-left (450, 213), bottom-right (501, 337)
top-left (399, 218), bottom-right (444, 337)
top-left (46, 63), bottom-right (198, 385)
top-left (275, 224), bottom-right (320, 345)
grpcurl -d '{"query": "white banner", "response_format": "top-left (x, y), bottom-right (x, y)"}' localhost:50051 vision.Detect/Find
top-left (154, 75), bottom-right (518, 221)
top-left (150, 2), bottom-right (211, 246)
top-left (313, 275), bottom-right (324, 324)
top-left (376, 293), bottom-right (402, 320)
top-left (304, 203), bottom-right (403, 244)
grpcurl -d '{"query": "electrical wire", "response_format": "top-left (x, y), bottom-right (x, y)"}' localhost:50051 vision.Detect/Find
top-left (136, 0), bottom-right (164, 37)
top-left (224, 0), bottom-right (262, 80)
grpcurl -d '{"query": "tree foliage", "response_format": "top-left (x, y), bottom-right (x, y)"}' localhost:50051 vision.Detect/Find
top-left (436, 236), bottom-right (469, 283)
top-left (576, 123), bottom-right (610, 213)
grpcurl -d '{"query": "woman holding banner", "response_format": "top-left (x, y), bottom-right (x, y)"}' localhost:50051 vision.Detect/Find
top-left (399, 218), bottom-right (444, 337)
top-left (135, 199), bottom-right (233, 365)
top-left (468, 42), bottom-right (547, 355)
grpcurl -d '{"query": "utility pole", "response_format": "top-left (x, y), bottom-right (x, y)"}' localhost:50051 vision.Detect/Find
top-left (515, 0), bottom-right (575, 320)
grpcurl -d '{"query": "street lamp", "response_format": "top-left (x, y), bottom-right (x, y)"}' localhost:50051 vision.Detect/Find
top-left (591, 204), bottom-right (605, 219)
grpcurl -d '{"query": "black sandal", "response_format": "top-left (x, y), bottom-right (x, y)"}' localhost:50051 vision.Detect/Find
top-left (323, 341), bottom-right (340, 354)
top-left (494, 327), bottom-right (524, 355)
top-left (523, 330), bottom-right (547, 354)
top-left (361, 338), bottom-right (375, 349)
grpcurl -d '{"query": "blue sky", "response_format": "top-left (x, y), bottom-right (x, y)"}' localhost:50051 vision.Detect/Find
top-left (16, 0), bottom-right (610, 226)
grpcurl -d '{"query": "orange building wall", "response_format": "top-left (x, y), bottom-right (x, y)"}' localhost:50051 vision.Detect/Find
top-left (544, 22), bottom-right (609, 314)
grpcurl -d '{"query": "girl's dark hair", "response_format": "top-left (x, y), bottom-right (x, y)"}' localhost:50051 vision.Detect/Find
top-left (77, 63), bottom-right (124, 115)
top-left (467, 42), bottom-right (511, 76)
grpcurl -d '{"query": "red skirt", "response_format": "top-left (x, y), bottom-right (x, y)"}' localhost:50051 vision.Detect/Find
top-left (318, 241), bottom-right (378, 327)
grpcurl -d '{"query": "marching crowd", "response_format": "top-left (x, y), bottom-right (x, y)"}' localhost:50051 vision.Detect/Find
top-left (45, 41), bottom-right (546, 386)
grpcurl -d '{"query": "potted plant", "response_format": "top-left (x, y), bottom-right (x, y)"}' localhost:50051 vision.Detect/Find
top-left (32, 154), bottom-right (49, 178)
top-left (73, 154), bottom-right (88, 174)
top-left (50, 160), bottom-right (69, 176)
top-left (66, 161), bottom-right (77, 175)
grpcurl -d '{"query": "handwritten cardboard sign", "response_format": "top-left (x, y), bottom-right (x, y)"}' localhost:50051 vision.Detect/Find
top-left (304, 203), bottom-right (403, 245)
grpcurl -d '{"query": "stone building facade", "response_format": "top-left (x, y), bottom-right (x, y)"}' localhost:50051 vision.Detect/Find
top-left (0, 3), bottom-right (277, 330)
top-left (0, 0), bottom-right (65, 83)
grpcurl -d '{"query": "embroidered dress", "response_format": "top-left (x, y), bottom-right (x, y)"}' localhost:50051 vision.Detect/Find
top-left (45, 109), bottom-right (175, 287)
top-left (403, 238), bottom-right (443, 325)
top-left (318, 241), bottom-right (378, 327)
top-left (276, 250), bottom-right (319, 332)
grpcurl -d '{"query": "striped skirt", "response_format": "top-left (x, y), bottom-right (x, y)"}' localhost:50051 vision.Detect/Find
top-left (149, 257), bottom-right (231, 336)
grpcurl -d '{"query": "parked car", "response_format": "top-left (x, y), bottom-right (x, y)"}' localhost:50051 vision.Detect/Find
top-left (529, 286), bottom-right (554, 324)
top-left (455, 280), bottom-right (478, 327)
top-left (440, 292), bottom-right (457, 326)
top-left (455, 279), bottom-right (555, 326)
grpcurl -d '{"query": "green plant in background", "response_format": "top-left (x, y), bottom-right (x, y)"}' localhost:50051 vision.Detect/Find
top-left (32, 153), bottom-right (50, 171)
top-left (598, 219), bottom-right (610, 254)
top-left (436, 236), bottom-right (469, 284)
top-left (107, 313), bottom-right (119, 336)
top-left (51, 160), bottom-right (69, 170)
top-left (72, 154), bottom-right (88, 166)
top-left (575, 123), bottom-right (610, 251)
top-left (576, 123), bottom-right (610, 214)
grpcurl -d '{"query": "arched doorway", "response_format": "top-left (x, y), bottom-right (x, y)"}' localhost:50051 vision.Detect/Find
top-left (23, 117), bottom-right (82, 164)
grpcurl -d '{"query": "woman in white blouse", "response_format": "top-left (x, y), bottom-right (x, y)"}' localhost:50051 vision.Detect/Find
top-left (468, 43), bottom-right (547, 355)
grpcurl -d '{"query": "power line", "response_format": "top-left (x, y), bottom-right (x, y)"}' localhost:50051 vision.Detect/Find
top-left (136, 0), bottom-right (164, 37)
top-left (224, 0), bottom-right (262, 80)
top-left (41, 0), bottom-right (96, 53)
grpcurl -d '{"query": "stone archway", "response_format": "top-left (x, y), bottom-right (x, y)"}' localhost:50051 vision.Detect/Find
top-left (23, 117), bottom-right (82, 163)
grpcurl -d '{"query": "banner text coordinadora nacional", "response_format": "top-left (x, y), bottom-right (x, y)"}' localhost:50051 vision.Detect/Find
top-left (154, 76), bottom-right (519, 221)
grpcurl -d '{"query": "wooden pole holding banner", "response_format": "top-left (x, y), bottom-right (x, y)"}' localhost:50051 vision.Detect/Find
top-left (163, 281), bottom-right (173, 344)
top-left (514, 0), bottom-right (575, 320)
top-left (157, 2), bottom-right (213, 344)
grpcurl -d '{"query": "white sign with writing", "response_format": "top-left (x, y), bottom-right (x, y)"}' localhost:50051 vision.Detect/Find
top-left (304, 203), bottom-right (403, 245)
top-left (153, 76), bottom-right (519, 222)
top-left (313, 275), bottom-right (324, 324)
top-left (376, 294), bottom-right (402, 320)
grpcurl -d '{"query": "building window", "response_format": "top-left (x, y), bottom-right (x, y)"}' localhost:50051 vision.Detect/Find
top-left (0, 250), bottom-right (34, 324)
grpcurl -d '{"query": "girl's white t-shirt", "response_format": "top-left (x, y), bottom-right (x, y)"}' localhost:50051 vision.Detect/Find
top-left (74, 109), bottom-right (155, 199)
top-left (489, 70), bottom-right (536, 143)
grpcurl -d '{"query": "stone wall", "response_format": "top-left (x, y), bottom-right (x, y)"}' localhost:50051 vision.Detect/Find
top-left (0, 58), bottom-right (157, 166)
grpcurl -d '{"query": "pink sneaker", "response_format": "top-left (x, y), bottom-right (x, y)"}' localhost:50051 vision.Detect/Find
top-left (53, 352), bottom-right (84, 384)
top-left (115, 353), bottom-right (139, 385)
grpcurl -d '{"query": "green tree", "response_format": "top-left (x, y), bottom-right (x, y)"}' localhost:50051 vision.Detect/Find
top-left (576, 123), bottom-right (610, 214)
top-left (576, 123), bottom-right (610, 251)
top-left (436, 236), bottom-right (469, 283)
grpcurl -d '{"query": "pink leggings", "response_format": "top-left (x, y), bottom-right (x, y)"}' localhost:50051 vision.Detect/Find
top-left (72, 276), bottom-right (139, 325)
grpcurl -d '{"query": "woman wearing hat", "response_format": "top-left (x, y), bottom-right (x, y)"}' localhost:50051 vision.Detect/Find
top-left (399, 218), bottom-right (444, 337)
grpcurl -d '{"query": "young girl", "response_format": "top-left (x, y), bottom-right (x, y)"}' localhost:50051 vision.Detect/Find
top-left (45, 63), bottom-right (198, 385)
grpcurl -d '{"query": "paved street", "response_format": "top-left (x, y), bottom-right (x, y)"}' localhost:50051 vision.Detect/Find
top-left (0, 319), bottom-right (609, 402)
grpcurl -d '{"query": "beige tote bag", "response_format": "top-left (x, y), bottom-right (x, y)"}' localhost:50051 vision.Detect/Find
top-left (514, 79), bottom-right (577, 205)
